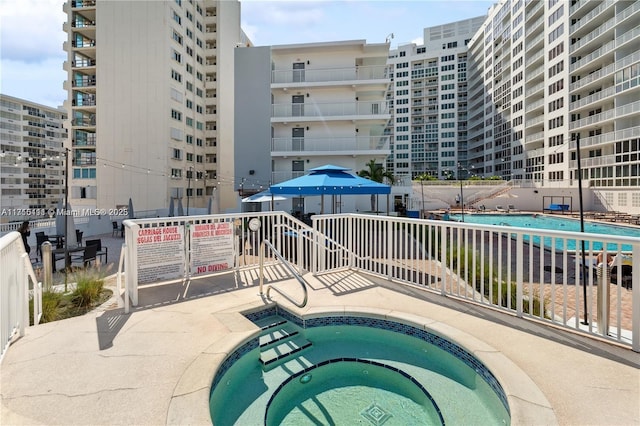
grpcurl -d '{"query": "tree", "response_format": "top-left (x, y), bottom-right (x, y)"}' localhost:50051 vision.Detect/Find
top-left (358, 159), bottom-right (395, 212)
top-left (415, 173), bottom-right (435, 213)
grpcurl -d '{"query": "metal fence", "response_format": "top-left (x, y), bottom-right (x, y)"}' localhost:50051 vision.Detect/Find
top-left (0, 232), bottom-right (42, 363)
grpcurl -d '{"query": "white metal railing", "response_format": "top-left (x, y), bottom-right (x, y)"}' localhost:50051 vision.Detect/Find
top-left (271, 136), bottom-right (390, 154)
top-left (311, 214), bottom-right (639, 352)
top-left (4, 212), bottom-right (638, 357)
top-left (272, 101), bottom-right (389, 119)
top-left (271, 65), bottom-right (389, 85)
top-left (0, 232), bottom-right (42, 363)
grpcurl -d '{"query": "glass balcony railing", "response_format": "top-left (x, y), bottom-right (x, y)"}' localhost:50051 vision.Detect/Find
top-left (272, 65), bottom-right (390, 84)
top-left (272, 101), bottom-right (389, 119)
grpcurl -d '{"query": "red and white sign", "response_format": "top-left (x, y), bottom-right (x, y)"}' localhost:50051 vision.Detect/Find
top-left (190, 222), bottom-right (234, 276)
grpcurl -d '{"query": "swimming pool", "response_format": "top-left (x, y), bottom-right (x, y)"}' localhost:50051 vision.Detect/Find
top-left (209, 306), bottom-right (510, 425)
top-left (449, 213), bottom-right (640, 251)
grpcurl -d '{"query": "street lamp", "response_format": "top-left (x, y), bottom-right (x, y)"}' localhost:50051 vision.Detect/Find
top-left (458, 163), bottom-right (465, 223)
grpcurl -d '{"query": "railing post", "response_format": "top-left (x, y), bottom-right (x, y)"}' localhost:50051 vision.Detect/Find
top-left (42, 241), bottom-right (53, 290)
top-left (516, 233), bottom-right (523, 317)
top-left (632, 243), bottom-right (639, 352)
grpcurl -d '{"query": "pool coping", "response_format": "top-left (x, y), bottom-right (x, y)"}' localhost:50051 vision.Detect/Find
top-left (169, 302), bottom-right (558, 425)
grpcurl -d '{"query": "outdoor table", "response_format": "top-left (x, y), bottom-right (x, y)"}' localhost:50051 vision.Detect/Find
top-left (51, 245), bottom-right (84, 272)
top-left (49, 234), bottom-right (65, 249)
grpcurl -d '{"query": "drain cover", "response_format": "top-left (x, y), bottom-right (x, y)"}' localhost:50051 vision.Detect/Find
top-left (361, 402), bottom-right (392, 426)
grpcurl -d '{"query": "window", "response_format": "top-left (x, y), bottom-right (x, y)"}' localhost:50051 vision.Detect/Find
top-left (173, 31), bottom-right (183, 45)
top-left (172, 149), bottom-right (182, 160)
top-left (172, 50), bottom-right (182, 63)
top-left (171, 69), bottom-right (182, 82)
top-left (549, 42), bottom-right (564, 60)
top-left (186, 117), bottom-right (193, 127)
top-left (549, 23), bottom-right (564, 44)
top-left (549, 78), bottom-right (564, 95)
top-left (172, 10), bottom-right (181, 25)
top-left (171, 109), bottom-right (182, 121)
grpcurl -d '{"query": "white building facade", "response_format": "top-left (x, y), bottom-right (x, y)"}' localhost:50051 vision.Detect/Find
top-left (269, 40), bottom-right (392, 214)
top-left (0, 95), bottom-right (67, 222)
top-left (465, 0), bottom-right (639, 213)
top-left (63, 0), bottom-right (248, 214)
top-left (387, 17), bottom-right (485, 181)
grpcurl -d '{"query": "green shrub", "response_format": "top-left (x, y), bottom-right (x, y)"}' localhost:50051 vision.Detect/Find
top-left (41, 287), bottom-right (63, 323)
top-left (70, 268), bottom-right (105, 308)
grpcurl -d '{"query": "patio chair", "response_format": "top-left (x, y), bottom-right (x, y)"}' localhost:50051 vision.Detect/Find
top-left (508, 204), bottom-right (519, 212)
top-left (70, 244), bottom-right (98, 268)
top-left (76, 230), bottom-right (83, 246)
top-left (35, 232), bottom-right (50, 261)
top-left (112, 221), bottom-right (119, 237)
top-left (496, 205), bottom-right (507, 212)
top-left (85, 239), bottom-right (107, 263)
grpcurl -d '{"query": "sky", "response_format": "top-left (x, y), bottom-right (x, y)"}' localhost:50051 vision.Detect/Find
top-left (0, 0), bottom-right (494, 108)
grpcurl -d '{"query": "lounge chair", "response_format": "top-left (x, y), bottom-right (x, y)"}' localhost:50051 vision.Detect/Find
top-left (496, 205), bottom-right (507, 212)
top-left (508, 204), bottom-right (519, 212)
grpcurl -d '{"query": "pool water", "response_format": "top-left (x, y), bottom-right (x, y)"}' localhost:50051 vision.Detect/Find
top-left (209, 311), bottom-right (510, 425)
top-left (267, 360), bottom-right (443, 425)
top-left (450, 213), bottom-right (640, 251)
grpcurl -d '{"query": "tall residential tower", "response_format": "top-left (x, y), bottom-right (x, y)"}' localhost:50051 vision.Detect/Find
top-left (63, 0), bottom-right (248, 214)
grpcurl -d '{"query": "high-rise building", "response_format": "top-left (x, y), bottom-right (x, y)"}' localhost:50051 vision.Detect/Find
top-left (63, 0), bottom-right (248, 214)
top-left (466, 0), bottom-right (639, 212)
top-left (0, 94), bottom-right (67, 223)
top-left (387, 17), bottom-right (485, 181)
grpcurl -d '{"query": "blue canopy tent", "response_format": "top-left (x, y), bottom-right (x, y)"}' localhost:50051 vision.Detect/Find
top-left (269, 165), bottom-right (391, 214)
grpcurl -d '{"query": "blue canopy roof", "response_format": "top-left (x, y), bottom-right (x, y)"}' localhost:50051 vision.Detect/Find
top-left (270, 164), bottom-right (391, 196)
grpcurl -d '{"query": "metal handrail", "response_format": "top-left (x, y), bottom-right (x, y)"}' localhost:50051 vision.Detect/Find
top-left (258, 239), bottom-right (308, 308)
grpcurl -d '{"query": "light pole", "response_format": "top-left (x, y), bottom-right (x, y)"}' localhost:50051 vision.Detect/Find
top-left (63, 147), bottom-right (70, 289)
top-left (458, 163), bottom-right (465, 223)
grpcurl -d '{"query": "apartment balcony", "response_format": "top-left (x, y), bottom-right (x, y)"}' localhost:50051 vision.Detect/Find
top-left (569, 154), bottom-right (617, 169)
top-left (72, 95), bottom-right (96, 108)
top-left (524, 49), bottom-right (544, 69)
top-left (71, 58), bottom-right (96, 69)
top-left (71, 19), bottom-right (96, 39)
top-left (72, 158), bottom-right (96, 166)
top-left (526, 32), bottom-right (544, 52)
top-left (272, 65), bottom-right (390, 87)
top-left (525, 98), bottom-right (544, 113)
top-left (71, 0), bottom-right (96, 8)
top-left (570, 17), bottom-right (616, 55)
top-left (570, 86), bottom-right (616, 111)
top-left (525, 0), bottom-right (543, 20)
top-left (525, 115), bottom-right (544, 129)
top-left (271, 136), bottom-right (390, 157)
top-left (570, 100), bottom-right (640, 130)
top-left (571, 125), bottom-right (640, 150)
top-left (524, 131), bottom-right (544, 144)
top-left (525, 16), bottom-right (544, 38)
top-left (271, 101), bottom-right (390, 123)
top-left (570, 49), bottom-right (640, 92)
top-left (570, 1), bottom-right (615, 34)
top-left (72, 139), bottom-right (96, 147)
top-left (570, 40), bottom-right (615, 73)
top-left (71, 116), bottom-right (96, 128)
top-left (72, 75), bottom-right (96, 89)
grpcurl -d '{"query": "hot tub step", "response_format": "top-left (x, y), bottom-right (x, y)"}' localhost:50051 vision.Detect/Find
top-left (260, 336), bottom-right (312, 369)
top-left (259, 326), bottom-right (299, 348)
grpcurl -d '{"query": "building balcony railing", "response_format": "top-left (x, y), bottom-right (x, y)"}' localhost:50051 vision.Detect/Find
top-left (570, 100), bottom-right (640, 130)
top-left (72, 97), bottom-right (96, 107)
top-left (72, 20), bottom-right (95, 28)
top-left (570, 125), bottom-right (640, 149)
top-left (570, 16), bottom-right (616, 54)
top-left (72, 58), bottom-right (96, 68)
top-left (72, 158), bottom-right (96, 166)
top-left (270, 171), bottom-right (307, 184)
top-left (271, 101), bottom-right (389, 120)
top-left (271, 136), bottom-right (390, 154)
top-left (570, 86), bottom-right (616, 110)
top-left (570, 40), bottom-right (615, 72)
top-left (72, 76), bottom-right (96, 87)
top-left (271, 65), bottom-right (390, 85)
top-left (72, 40), bottom-right (96, 48)
top-left (72, 139), bottom-right (96, 147)
top-left (72, 117), bottom-right (96, 127)
top-left (71, 0), bottom-right (96, 8)
top-left (570, 0), bottom-right (615, 34)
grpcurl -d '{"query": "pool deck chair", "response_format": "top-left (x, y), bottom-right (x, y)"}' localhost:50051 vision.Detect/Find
top-left (508, 205), bottom-right (519, 212)
top-left (496, 205), bottom-right (508, 212)
top-left (544, 204), bottom-right (570, 213)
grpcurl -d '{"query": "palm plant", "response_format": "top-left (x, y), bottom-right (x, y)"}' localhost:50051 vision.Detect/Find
top-left (358, 159), bottom-right (395, 212)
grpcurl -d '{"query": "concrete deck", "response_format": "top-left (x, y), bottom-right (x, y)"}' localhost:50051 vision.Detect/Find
top-left (1, 264), bottom-right (638, 425)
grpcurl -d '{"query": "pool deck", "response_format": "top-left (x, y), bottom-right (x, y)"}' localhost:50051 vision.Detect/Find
top-left (1, 261), bottom-right (638, 426)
